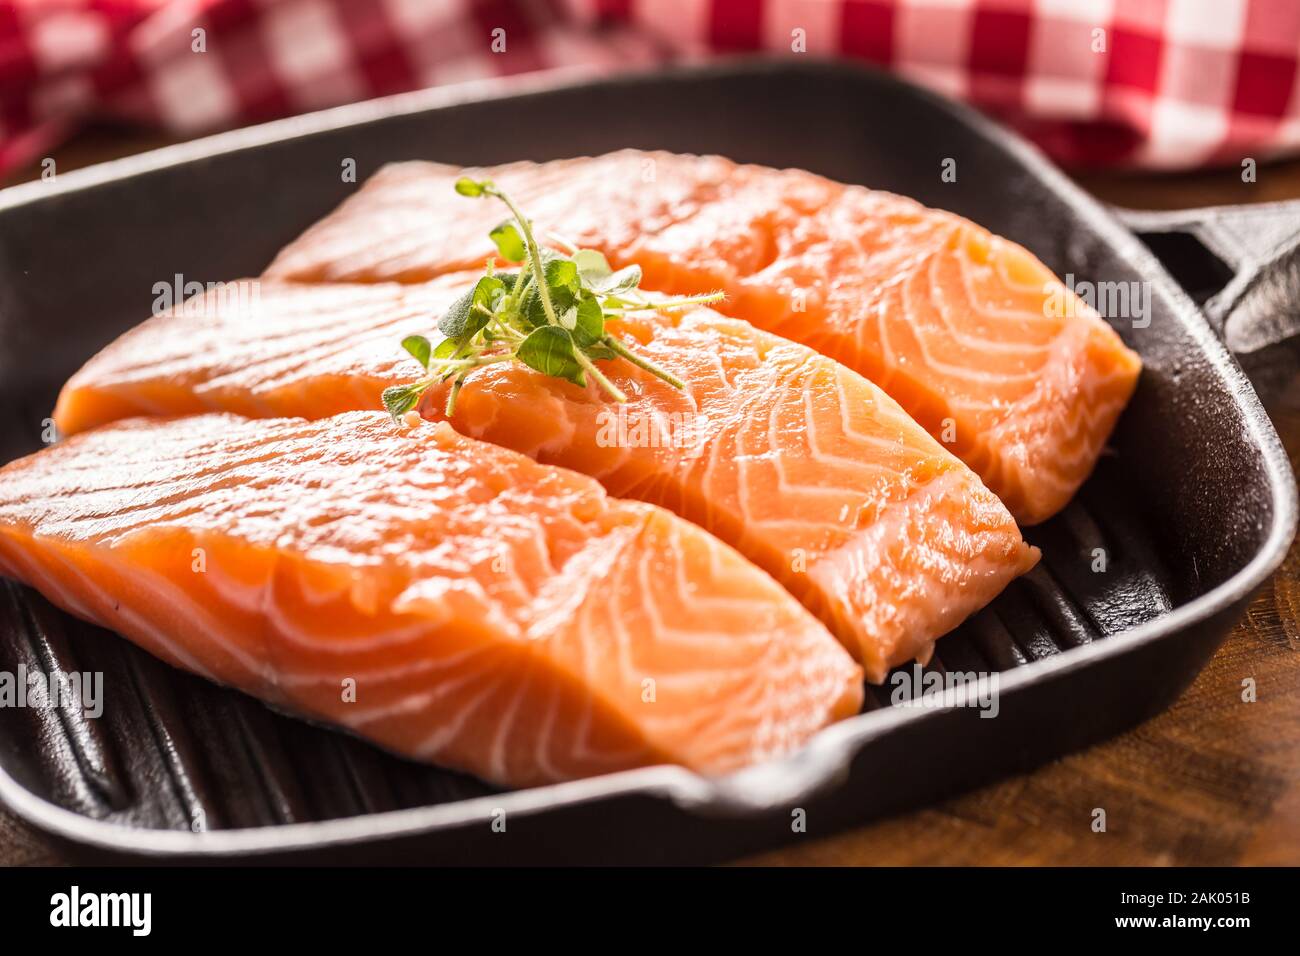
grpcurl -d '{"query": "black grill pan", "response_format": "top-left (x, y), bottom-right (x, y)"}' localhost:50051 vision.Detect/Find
top-left (0, 60), bottom-right (1294, 864)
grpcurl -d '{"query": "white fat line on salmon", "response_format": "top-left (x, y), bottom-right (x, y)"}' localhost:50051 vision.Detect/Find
top-left (151, 274), bottom-right (261, 319)
top-left (1044, 274), bottom-right (1150, 329)
top-left (50, 886), bottom-right (151, 937)
top-left (0, 664), bottom-right (103, 718)
top-left (594, 407), bottom-right (711, 457)
top-left (888, 664), bottom-right (999, 718)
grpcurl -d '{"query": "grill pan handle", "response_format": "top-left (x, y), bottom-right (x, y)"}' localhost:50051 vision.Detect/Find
top-left (1112, 201), bottom-right (1300, 355)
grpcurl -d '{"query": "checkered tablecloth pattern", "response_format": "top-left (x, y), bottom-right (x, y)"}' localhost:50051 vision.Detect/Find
top-left (1, 0), bottom-right (1298, 175)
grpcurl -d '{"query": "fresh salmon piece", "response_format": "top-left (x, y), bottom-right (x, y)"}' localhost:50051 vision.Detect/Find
top-left (0, 412), bottom-right (862, 786)
top-left (265, 151), bottom-right (1142, 524)
top-left (52, 281), bottom-right (448, 435)
top-left (53, 277), bottom-right (1039, 680)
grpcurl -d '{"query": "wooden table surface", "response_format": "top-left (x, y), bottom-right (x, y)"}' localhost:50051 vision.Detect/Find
top-left (2, 127), bottom-right (1299, 867)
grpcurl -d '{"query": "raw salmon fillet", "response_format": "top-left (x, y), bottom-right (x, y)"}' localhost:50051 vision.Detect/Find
top-left (264, 151), bottom-right (1142, 524)
top-left (53, 281), bottom-right (451, 435)
top-left (53, 276), bottom-right (1039, 680)
top-left (0, 412), bottom-right (863, 786)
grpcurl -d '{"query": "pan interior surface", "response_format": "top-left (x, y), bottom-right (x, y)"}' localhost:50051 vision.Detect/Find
top-left (0, 61), bottom-right (1291, 861)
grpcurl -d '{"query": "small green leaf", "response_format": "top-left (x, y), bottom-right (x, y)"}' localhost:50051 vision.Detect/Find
top-left (519, 258), bottom-right (581, 328)
top-left (432, 337), bottom-right (460, 360)
top-left (454, 177), bottom-right (487, 197)
top-left (599, 264), bottom-right (642, 295)
top-left (572, 294), bottom-right (605, 347)
top-left (401, 334), bottom-right (432, 369)
top-left (544, 258), bottom-right (582, 320)
top-left (517, 326), bottom-right (586, 388)
top-left (573, 249), bottom-right (611, 286)
top-left (437, 276), bottom-right (503, 342)
top-left (582, 342), bottom-right (616, 361)
top-left (545, 257), bottom-right (580, 297)
top-left (473, 274), bottom-right (505, 310)
top-left (518, 285), bottom-right (545, 329)
top-left (382, 383), bottom-right (426, 421)
top-left (436, 289), bottom-right (475, 340)
top-left (489, 221), bottom-right (526, 262)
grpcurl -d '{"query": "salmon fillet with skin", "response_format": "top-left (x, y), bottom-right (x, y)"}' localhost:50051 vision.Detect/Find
top-left (264, 150), bottom-right (1142, 524)
top-left (0, 412), bottom-right (863, 786)
top-left (53, 276), bottom-right (1039, 681)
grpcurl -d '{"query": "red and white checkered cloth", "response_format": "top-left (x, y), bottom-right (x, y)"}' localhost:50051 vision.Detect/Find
top-left (1, 0), bottom-right (1298, 176)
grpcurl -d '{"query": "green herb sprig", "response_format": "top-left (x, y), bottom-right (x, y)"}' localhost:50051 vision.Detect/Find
top-left (382, 178), bottom-right (724, 421)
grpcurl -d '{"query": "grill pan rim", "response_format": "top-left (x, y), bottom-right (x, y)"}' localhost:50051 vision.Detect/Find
top-left (0, 57), bottom-right (1294, 859)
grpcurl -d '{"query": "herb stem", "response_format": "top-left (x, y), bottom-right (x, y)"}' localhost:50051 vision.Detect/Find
top-left (445, 375), bottom-right (466, 418)
top-left (602, 335), bottom-right (686, 390)
top-left (574, 349), bottom-right (628, 403)
top-left (603, 291), bottom-right (726, 314)
top-left (429, 352), bottom-right (515, 372)
top-left (487, 185), bottom-right (559, 326)
top-left (500, 270), bottom-right (531, 316)
top-left (489, 312), bottom-right (525, 342)
top-left (545, 232), bottom-right (580, 255)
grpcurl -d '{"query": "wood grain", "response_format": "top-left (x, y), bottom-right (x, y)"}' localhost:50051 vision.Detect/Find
top-left (2, 131), bottom-right (1298, 867)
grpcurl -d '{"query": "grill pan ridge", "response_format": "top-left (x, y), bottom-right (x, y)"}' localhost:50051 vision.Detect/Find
top-left (0, 60), bottom-right (1293, 863)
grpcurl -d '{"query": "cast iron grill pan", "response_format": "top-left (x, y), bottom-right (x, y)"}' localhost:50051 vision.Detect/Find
top-left (0, 61), bottom-right (1293, 863)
